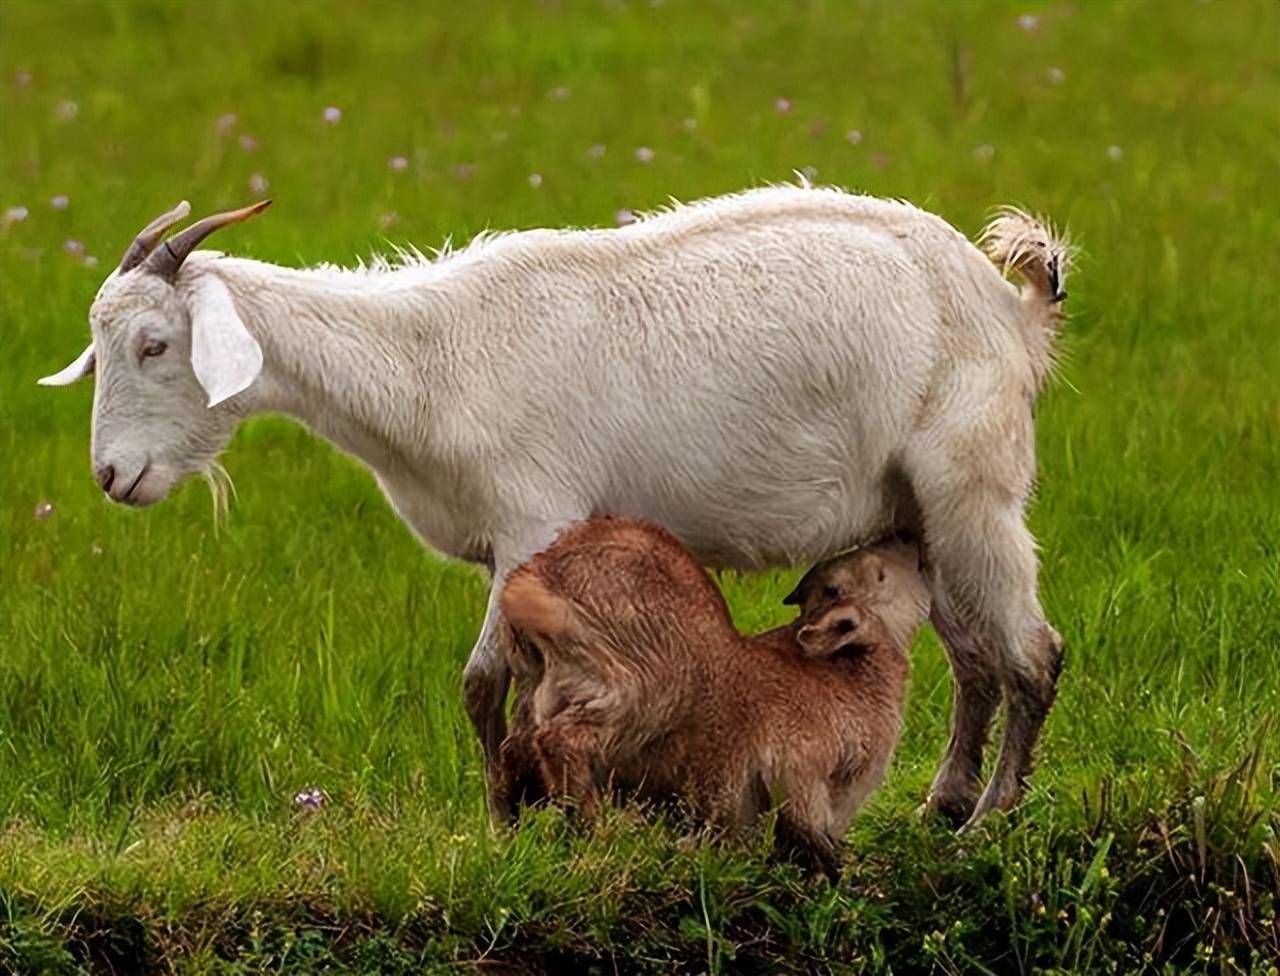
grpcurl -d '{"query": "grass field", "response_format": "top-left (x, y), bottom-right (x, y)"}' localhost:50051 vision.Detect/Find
top-left (2, 1), bottom-right (1279, 972)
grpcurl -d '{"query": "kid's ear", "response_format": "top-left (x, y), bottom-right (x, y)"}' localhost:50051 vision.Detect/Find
top-left (863, 554), bottom-right (886, 584)
top-left (187, 275), bottom-right (262, 407)
top-left (794, 620), bottom-right (854, 659)
top-left (795, 623), bottom-right (822, 654)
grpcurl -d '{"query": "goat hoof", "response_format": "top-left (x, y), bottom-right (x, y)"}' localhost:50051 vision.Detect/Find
top-left (958, 807), bottom-right (1001, 835)
top-left (919, 794), bottom-right (974, 830)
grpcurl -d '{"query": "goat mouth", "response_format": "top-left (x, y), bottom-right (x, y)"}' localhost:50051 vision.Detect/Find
top-left (120, 462), bottom-right (151, 505)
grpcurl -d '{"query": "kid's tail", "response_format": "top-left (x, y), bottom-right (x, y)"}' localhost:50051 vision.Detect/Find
top-left (501, 570), bottom-right (584, 645)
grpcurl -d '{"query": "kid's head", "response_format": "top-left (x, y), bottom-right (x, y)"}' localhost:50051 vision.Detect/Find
top-left (783, 539), bottom-right (930, 658)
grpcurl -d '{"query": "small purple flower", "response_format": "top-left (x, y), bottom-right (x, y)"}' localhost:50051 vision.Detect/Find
top-left (215, 112), bottom-right (238, 134)
top-left (15, 70), bottom-right (32, 88)
top-left (292, 787), bottom-right (328, 812)
top-left (238, 133), bottom-right (259, 152)
top-left (83, 255), bottom-right (98, 268)
top-left (248, 173), bottom-right (269, 194)
top-left (1106, 144), bottom-right (1124, 161)
top-left (63, 239), bottom-right (85, 256)
top-left (774, 97), bottom-right (792, 114)
top-left (680, 117), bottom-right (697, 132)
top-left (615, 208), bottom-right (637, 226)
top-left (585, 143), bottom-right (606, 160)
top-left (972, 143), bottom-right (995, 162)
top-left (55, 99), bottom-right (78, 121)
top-left (34, 501), bottom-right (54, 520)
top-left (379, 211), bottom-right (398, 229)
top-left (322, 105), bottom-right (342, 124)
top-left (50, 195), bottom-right (69, 211)
top-left (633, 146), bottom-right (655, 164)
top-left (548, 85), bottom-right (571, 101)
top-left (1017, 13), bottom-right (1039, 31)
top-left (527, 173), bottom-right (543, 188)
top-left (5, 205), bottom-right (28, 223)
top-left (1046, 66), bottom-right (1065, 85)
top-left (388, 155), bottom-right (408, 172)
top-left (845, 129), bottom-right (863, 145)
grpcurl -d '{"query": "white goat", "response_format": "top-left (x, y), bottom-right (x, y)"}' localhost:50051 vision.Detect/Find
top-left (41, 185), bottom-right (1070, 828)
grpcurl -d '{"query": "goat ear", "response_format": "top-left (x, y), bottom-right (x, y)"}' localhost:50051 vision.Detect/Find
top-left (38, 343), bottom-right (95, 386)
top-left (187, 275), bottom-right (262, 408)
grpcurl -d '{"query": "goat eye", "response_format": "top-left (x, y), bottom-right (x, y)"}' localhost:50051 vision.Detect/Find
top-left (141, 340), bottom-right (167, 359)
top-left (822, 584), bottom-right (840, 600)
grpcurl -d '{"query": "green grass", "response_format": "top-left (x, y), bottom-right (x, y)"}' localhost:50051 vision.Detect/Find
top-left (2, 0), bottom-right (1279, 971)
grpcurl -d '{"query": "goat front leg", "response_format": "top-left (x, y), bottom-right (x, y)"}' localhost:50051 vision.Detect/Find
top-left (493, 676), bottom-right (548, 819)
top-left (467, 518), bottom-right (582, 823)
top-left (463, 582), bottom-right (515, 822)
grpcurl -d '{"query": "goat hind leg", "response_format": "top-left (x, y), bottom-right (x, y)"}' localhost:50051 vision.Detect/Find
top-left (922, 584), bottom-right (1002, 827)
top-left (966, 619), bottom-right (1063, 827)
top-left (924, 505), bottom-right (1061, 828)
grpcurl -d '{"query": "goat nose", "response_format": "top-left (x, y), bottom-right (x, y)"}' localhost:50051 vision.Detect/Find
top-left (96, 464), bottom-right (116, 492)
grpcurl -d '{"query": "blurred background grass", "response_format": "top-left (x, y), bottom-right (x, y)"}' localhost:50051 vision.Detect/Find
top-left (1, 1), bottom-right (1278, 972)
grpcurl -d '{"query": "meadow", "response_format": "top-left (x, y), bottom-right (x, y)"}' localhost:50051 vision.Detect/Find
top-left (1, 1), bottom-right (1278, 972)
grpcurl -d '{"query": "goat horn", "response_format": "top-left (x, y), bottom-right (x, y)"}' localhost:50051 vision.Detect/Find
top-left (144, 199), bottom-right (272, 280)
top-left (118, 200), bottom-right (192, 272)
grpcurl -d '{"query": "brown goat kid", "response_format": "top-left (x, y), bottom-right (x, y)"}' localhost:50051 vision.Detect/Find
top-left (497, 518), bottom-right (930, 877)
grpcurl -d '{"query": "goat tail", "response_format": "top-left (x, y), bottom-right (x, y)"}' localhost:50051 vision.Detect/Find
top-left (980, 207), bottom-right (1071, 312)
